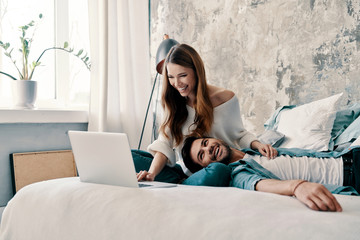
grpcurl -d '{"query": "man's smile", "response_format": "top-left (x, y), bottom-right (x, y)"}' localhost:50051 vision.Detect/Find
top-left (211, 144), bottom-right (222, 161)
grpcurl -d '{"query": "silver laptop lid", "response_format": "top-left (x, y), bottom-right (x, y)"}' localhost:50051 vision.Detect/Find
top-left (68, 131), bottom-right (139, 188)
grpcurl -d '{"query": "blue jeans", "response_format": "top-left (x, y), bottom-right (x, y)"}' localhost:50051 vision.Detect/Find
top-left (132, 150), bottom-right (231, 186)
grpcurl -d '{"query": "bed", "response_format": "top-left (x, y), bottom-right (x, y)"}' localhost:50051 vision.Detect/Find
top-left (1, 93), bottom-right (360, 240)
top-left (1, 177), bottom-right (360, 240)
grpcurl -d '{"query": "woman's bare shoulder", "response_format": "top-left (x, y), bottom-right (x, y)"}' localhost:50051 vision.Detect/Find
top-left (208, 85), bottom-right (235, 107)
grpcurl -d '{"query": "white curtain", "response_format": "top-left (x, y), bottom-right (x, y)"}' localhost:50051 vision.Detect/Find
top-left (87, 0), bottom-right (152, 149)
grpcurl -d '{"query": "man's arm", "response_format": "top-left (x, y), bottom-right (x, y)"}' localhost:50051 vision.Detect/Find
top-left (255, 179), bottom-right (342, 212)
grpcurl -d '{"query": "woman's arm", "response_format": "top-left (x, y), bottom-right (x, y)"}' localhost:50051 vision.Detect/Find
top-left (250, 140), bottom-right (278, 159)
top-left (137, 151), bottom-right (168, 181)
top-left (255, 179), bottom-right (342, 212)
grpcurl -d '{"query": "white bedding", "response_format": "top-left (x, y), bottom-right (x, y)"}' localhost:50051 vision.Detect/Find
top-left (1, 177), bottom-right (360, 240)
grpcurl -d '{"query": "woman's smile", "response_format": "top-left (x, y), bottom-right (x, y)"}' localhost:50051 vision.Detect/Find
top-left (177, 85), bottom-right (188, 93)
top-left (166, 63), bottom-right (196, 98)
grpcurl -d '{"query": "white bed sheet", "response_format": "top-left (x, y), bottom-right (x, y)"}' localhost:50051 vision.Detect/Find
top-left (0, 177), bottom-right (359, 240)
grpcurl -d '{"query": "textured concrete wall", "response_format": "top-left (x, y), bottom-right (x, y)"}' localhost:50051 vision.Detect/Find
top-left (150, 0), bottom-right (360, 135)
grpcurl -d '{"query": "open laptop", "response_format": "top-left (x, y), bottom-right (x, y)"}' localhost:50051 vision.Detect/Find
top-left (68, 131), bottom-right (176, 188)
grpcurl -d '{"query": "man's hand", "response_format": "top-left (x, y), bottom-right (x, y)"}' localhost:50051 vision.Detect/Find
top-left (137, 170), bottom-right (155, 181)
top-left (294, 181), bottom-right (342, 212)
top-left (256, 179), bottom-right (342, 212)
top-left (251, 141), bottom-right (278, 159)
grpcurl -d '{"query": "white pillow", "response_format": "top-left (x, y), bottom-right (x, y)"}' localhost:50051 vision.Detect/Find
top-left (277, 93), bottom-right (343, 151)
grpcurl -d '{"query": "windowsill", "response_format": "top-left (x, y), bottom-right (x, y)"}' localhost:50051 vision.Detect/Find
top-left (0, 108), bottom-right (88, 123)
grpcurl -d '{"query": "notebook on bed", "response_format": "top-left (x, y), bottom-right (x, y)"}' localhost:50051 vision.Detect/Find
top-left (68, 131), bottom-right (176, 188)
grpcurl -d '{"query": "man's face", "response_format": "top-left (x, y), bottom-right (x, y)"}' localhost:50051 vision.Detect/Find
top-left (190, 138), bottom-right (232, 167)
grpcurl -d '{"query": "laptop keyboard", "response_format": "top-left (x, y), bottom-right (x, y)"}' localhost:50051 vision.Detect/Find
top-left (138, 183), bottom-right (151, 188)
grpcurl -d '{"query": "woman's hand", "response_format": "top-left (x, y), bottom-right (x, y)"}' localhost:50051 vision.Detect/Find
top-left (137, 170), bottom-right (155, 181)
top-left (136, 152), bottom-right (168, 182)
top-left (251, 140), bottom-right (278, 159)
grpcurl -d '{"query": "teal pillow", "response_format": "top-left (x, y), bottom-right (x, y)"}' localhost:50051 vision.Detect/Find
top-left (331, 103), bottom-right (360, 140)
top-left (182, 162), bottom-right (231, 186)
top-left (264, 102), bottom-right (360, 150)
top-left (334, 115), bottom-right (360, 146)
top-left (257, 130), bottom-right (285, 147)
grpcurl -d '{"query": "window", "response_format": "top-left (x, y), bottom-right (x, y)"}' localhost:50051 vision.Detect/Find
top-left (0, 0), bottom-right (90, 109)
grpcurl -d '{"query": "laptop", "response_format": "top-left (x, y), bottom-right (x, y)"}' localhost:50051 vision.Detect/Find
top-left (68, 131), bottom-right (176, 188)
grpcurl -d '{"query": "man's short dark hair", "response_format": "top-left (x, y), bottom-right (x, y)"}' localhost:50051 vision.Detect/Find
top-left (182, 136), bottom-right (204, 173)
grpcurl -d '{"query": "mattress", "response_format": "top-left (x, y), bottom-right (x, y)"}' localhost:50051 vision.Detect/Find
top-left (0, 177), bottom-right (359, 240)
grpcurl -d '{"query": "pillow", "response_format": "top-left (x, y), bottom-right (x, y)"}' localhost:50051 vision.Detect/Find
top-left (334, 142), bottom-right (352, 152)
top-left (257, 130), bottom-right (285, 147)
top-left (264, 105), bottom-right (296, 130)
top-left (331, 103), bottom-right (360, 140)
top-left (276, 93), bottom-right (343, 151)
top-left (350, 135), bottom-right (360, 148)
top-left (334, 116), bottom-right (360, 147)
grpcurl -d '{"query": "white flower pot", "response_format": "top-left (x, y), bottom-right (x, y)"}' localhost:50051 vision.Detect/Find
top-left (11, 80), bottom-right (37, 109)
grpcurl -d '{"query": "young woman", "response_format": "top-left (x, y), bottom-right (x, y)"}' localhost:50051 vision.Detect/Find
top-left (136, 43), bottom-right (277, 183)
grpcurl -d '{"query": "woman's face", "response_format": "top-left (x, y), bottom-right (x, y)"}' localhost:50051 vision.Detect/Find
top-left (166, 63), bottom-right (196, 98)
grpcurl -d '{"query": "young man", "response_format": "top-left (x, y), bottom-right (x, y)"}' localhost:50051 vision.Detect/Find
top-left (181, 136), bottom-right (360, 212)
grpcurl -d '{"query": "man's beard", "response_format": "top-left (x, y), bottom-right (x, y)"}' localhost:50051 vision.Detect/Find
top-left (217, 140), bottom-right (232, 165)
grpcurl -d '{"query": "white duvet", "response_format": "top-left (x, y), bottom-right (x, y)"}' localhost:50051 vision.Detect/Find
top-left (1, 177), bottom-right (360, 240)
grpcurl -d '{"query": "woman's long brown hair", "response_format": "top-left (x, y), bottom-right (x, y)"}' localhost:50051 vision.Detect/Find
top-left (159, 44), bottom-right (213, 146)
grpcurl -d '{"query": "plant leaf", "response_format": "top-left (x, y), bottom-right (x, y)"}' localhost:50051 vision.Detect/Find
top-left (76, 49), bottom-right (83, 56)
top-left (27, 20), bottom-right (34, 27)
top-left (2, 43), bottom-right (10, 50)
top-left (63, 42), bottom-right (69, 48)
top-left (39, 13), bottom-right (43, 19)
top-left (32, 61), bottom-right (41, 68)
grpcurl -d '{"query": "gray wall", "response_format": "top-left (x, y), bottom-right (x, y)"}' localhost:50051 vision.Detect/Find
top-left (150, 0), bottom-right (360, 135)
top-left (0, 123), bottom-right (87, 207)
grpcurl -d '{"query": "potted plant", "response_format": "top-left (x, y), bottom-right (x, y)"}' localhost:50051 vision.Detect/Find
top-left (0, 14), bottom-right (91, 109)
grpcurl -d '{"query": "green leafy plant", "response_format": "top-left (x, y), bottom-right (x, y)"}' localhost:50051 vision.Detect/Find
top-left (0, 14), bottom-right (91, 80)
